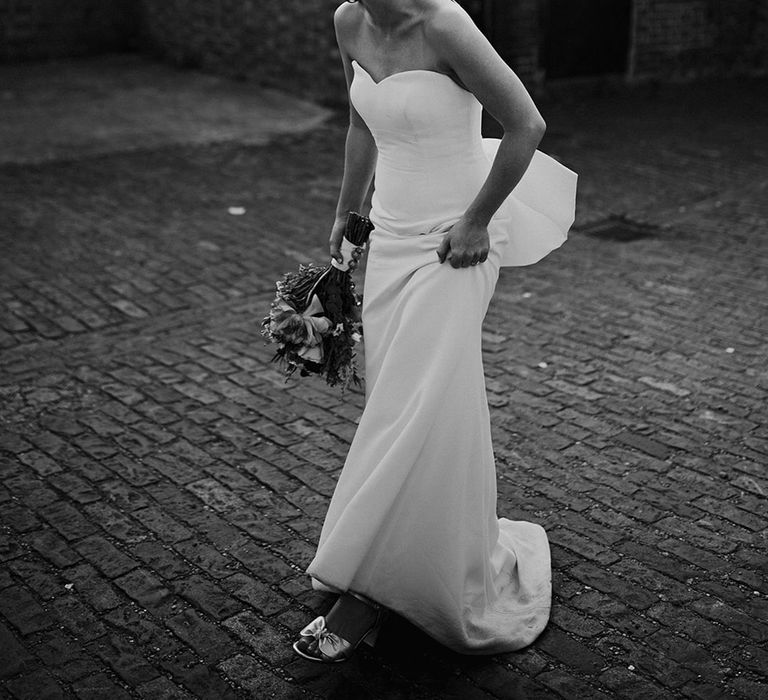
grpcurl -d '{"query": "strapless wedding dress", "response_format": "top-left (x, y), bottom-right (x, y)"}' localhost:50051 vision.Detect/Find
top-left (305, 60), bottom-right (576, 653)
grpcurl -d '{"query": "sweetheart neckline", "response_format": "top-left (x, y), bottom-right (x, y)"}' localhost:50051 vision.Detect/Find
top-left (352, 59), bottom-right (468, 92)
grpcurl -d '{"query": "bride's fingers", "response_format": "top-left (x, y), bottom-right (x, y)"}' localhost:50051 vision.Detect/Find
top-left (436, 236), bottom-right (451, 264)
top-left (329, 236), bottom-right (344, 262)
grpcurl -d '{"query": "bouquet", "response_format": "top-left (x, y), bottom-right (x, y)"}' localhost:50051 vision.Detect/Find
top-left (262, 211), bottom-right (374, 390)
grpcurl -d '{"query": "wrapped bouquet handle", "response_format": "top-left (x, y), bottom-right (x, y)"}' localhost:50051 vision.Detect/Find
top-left (330, 211), bottom-right (374, 272)
top-left (262, 212), bottom-right (374, 390)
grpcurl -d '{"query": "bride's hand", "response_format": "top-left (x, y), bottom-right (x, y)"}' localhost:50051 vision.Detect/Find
top-left (436, 218), bottom-right (490, 268)
top-left (329, 215), bottom-right (347, 264)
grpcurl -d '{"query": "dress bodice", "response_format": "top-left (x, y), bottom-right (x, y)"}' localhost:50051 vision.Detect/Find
top-left (350, 59), bottom-right (578, 267)
top-left (351, 60), bottom-right (491, 237)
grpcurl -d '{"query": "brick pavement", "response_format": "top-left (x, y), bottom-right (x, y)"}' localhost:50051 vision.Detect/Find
top-left (1, 62), bottom-right (767, 699)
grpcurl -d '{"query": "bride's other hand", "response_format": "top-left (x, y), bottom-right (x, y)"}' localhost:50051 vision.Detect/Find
top-left (329, 215), bottom-right (347, 264)
top-left (436, 218), bottom-right (490, 268)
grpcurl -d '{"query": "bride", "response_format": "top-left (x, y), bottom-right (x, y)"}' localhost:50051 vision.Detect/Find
top-left (293, 0), bottom-right (576, 662)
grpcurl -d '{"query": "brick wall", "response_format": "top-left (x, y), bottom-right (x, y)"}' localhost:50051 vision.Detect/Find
top-left (1, 1), bottom-right (766, 90)
top-left (631, 0), bottom-right (768, 79)
top-left (138, 0), bottom-right (768, 96)
top-left (488, 0), bottom-right (541, 84)
top-left (0, 0), bottom-right (137, 61)
top-left (139, 0), bottom-right (345, 104)
top-left (137, 0), bottom-right (533, 104)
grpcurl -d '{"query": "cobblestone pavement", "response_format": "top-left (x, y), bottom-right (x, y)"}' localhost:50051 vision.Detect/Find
top-left (1, 57), bottom-right (767, 699)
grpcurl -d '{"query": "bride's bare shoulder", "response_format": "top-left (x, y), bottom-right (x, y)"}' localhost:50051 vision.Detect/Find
top-left (335, 1), bottom-right (364, 38)
top-left (424, 0), bottom-right (475, 35)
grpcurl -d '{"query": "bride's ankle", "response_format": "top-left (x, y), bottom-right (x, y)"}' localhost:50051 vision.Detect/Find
top-left (325, 592), bottom-right (379, 640)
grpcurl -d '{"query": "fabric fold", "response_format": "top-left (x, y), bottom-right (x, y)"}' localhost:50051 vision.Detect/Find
top-left (482, 140), bottom-right (578, 267)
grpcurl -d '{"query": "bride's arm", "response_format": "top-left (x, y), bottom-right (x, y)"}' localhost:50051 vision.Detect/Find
top-left (329, 3), bottom-right (378, 262)
top-left (428, 5), bottom-right (546, 268)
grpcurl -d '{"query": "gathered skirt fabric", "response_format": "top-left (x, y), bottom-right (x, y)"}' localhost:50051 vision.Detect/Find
top-left (305, 223), bottom-right (551, 654)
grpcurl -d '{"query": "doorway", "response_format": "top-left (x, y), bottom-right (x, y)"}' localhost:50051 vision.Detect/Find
top-left (539, 0), bottom-right (632, 79)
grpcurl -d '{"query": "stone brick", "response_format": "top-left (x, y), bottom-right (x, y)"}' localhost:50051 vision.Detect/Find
top-left (645, 602), bottom-right (742, 652)
top-left (114, 568), bottom-right (176, 615)
top-left (76, 536), bottom-right (138, 578)
top-left (268, 539), bottom-right (317, 571)
top-left (550, 605), bottom-right (605, 638)
top-left (224, 573), bottom-right (291, 616)
top-left (695, 495), bottom-right (767, 531)
top-left (50, 595), bottom-right (107, 641)
top-left (89, 633), bottom-right (161, 686)
top-left (0, 585), bottom-right (54, 635)
top-left (104, 453), bottom-right (159, 486)
top-left (181, 509), bottom-right (244, 550)
top-left (72, 433), bottom-right (119, 459)
top-left (130, 541), bottom-right (192, 580)
top-left (537, 627), bottom-right (606, 675)
top-left (61, 564), bottom-right (120, 612)
top-left (72, 672), bottom-right (133, 700)
top-left (569, 562), bottom-right (658, 610)
top-left (82, 502), bottom-right (147, 543)
top-left (229, 508), bottom-right (290, 544)
top-left (647, 630), bottom-right (726, 681)
top-left (464, 663), bottom-right (552, 700)
top-left (222, 611), bottom-right (294, 667)
top-left (165, 609), bottom-right (237, 663)
top-left (8, 557), bottom-right (62, 600)
top-left (690, 597), bottom-right (768, 643)
top-left (228, 538), bottom-right (296, 581)
top-left (0, 529), bottom-right (23, 563)
top-left (729, 677), bottom-right (768, 700)
top-left (598, 666), bottom-right (669, 700)
top-left (172, 540), bottom-right (236, 579)
top-left (135, 675), bottom-right (194, 699)
top-left (0, 432), bottom-right (34, 454)
top-left (39, 501), bottom-right (96, 541)
top-left (28, 529), bottom-right (81, 568)
top-left (186, 477), bottom-right (245, 512)
top-left (17, 450), bottom-right (61, 476)
top-left (548, 527), bottom-right (620, 566)
top-left (48, 472), bottom-right (101, 504)
top-left (595, 632), bottom-right (697, 689)
top-left (33, 628), bottom-right (100, 682)
top-left (5, 668), bottom-right (66, 700)
top-left (172, 574), bottom-right (244, 621)
top-left (655, 516), bottom-right (738, 555)
top-left (657, 538), bottom-right (730, 573)
top-left (609, 557), bottom-right (698, 603)
top-left (96, 479), bottom-right (151, 511)
top-left (218, 654), bottom-right (304, 699)
top-left (614, 540), bottom-right (702, 583)
top-left (0, 622), bottom-right (37, 679)
top-left (140, 454), bottom-right (200, 485)
top-left (536, 670), bottom-right (611, 700)
top-left (131, 505), bottom-right (192, 543)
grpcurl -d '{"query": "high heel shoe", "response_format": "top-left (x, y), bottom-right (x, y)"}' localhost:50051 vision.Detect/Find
top-left (292, 591), bottom-right (385, 663)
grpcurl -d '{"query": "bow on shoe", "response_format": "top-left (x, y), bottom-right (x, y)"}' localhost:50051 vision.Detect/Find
top-left (298, 616), bottom-right (351, 661)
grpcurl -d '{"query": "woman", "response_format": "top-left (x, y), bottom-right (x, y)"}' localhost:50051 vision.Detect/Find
top-left (294, 0), bottom-right (576, 662)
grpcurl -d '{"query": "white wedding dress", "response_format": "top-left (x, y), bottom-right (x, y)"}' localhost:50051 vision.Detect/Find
top-left (305, 60), bottom-right (577, 654)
